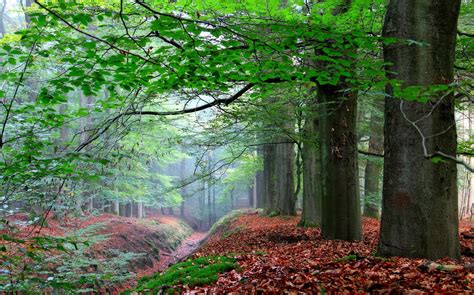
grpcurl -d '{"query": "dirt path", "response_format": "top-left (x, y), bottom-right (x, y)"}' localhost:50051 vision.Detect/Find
top-left (157, 232), bottom-right (208, 271)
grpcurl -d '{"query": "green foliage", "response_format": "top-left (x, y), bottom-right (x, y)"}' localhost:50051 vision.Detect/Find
top-left (133, 256), bottom-right (237, 293)
top-left (0, 222), bottom-right (143, 292)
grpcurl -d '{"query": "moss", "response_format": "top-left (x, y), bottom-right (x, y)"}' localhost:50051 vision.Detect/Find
top-left (267, 211), bottom-right (280, 217)
top-left (222, 225), bottom-right (246, 238)
top-left (207, 210), bottom-right (245, 236)
top-left (133, 256), bottom-right (238, 293)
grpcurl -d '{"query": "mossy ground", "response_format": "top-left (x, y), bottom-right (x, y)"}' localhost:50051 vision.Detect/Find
top-left (127, 256), bottom-right (237, 294)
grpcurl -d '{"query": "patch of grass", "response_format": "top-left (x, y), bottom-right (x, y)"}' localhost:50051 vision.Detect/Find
top-left (133, 256), bottom-right (238, 293)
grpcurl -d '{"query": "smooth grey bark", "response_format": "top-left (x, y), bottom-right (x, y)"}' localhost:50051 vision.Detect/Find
top-left (319, 84), bottom-right (361, 241)
top-left (363, 100), bottom-right (384, 219)
top-left (378, 0), bottom-right (461, 259)
top-left (299, 116), bottom-right (322, 227)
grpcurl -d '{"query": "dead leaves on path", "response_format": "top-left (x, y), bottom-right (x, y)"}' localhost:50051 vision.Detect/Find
top-left (186, 215), bottom-right (474, 293)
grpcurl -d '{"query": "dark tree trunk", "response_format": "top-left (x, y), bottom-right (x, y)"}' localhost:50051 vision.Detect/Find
top-left (119, 203), bottom-right (126, 217)
top-left (256, 146), bottom-right (265, 208)
top-left (248, 184), bottom-right (254, 208)
top-left (318, 84), bottom-right (361, 241)
top-left (363, 100), bottom-right (384, 219)
top-left (275, 137), bottom-right (296, 215)
top-left (125, 202), bottom-right (132, 217)
top-left (378, 0), bottom-right (461, 260)
top-left (299, 116), bottom-right (322, 227)
top-left (263, 144), bottom-right (277, 213)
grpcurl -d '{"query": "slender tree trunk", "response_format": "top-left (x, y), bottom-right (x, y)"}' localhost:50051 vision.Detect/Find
top-left (125, 202), bottom-right (132, 218)
top-left (112, 199), bottom-right (119, 215)
top-left (378, 0), bottom-right (461, 259)
top-left (363, 100), bottom-right (384, 219)
top-left (248, 184), bottom-right (254, 208)
top-left (119, 203), bottom-right (126, 217)
top-left (263, 144), bottom-right (277, 213)
top-left (137, 202), bottom-right (144, 219)
top-left (318, 84), bottom-right (361, 241)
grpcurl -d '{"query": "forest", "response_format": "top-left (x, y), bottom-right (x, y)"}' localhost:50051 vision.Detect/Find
top-left (0, 0), bottom-right (473, 293)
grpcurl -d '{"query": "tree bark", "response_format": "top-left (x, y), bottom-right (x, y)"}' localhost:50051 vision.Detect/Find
top-left (363, 100), bottom-right (384, 219)
top-left (299, 115), bottom-right (322, 227)
top-left (318, 84), bottom-right (361, 241)
top-left (248, 184), bottom-right (254, 208)
top-left (378, 0), bottom-right (461, 259)
top-left (263, 143), bottom-right (277, 213)
top-left (256, 146), bottom-right (265, 209)
top-left (275, 137), bottom-right (296, 215)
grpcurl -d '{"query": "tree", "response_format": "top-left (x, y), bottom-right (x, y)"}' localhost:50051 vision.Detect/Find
top-left (378, 0), bottom-right (461, 259)
top-left (316, 0), bottom-right (362, 241)
top-left (299, 99), bottom-right (322, 227)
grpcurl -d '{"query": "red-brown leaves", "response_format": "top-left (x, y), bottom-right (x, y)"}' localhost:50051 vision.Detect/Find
top-left (189, 214), bottom-right (474, 293)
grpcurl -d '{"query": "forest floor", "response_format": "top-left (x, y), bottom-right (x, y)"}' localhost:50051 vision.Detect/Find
top-left (172, 211), bottom-right (474, 293)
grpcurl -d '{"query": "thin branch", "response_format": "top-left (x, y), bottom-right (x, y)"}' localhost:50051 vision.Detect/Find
top-left (34, 0), bottom-right (159, 65)
top-left (399, 100), bottom-right (474, 173)
top-left (75, 83), bottom-right (254, 151)
top-left (0, 40), bottom-right (37, 148)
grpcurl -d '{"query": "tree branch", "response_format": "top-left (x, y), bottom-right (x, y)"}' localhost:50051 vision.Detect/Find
top-left (458, 30), bottom-right (474, 38)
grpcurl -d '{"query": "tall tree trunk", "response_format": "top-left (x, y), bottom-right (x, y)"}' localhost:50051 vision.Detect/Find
top-left (378, 0), bottom-right (461, 259)
top-left (119, 203), bottom-right (126, 217)
top-left (112, 199), bottom-right (119, 215)
top-left (363, 100), bottom-right (384, 219)
top-left (275, 137), bottom-right (296, 215)
top-left (263, 144), bottom-right (277, 213)
top-left (319, 84), bottom-right (361, 241)
top-left (248, 184), bottom-right (254, 208)
top-left (299, 115), bottom-right (322, 227)
top-left (137, 202), bottom-right (144, 219)
top-left (256, 146), bottom-right (266, 208)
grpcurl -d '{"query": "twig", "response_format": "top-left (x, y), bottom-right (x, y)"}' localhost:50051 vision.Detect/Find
top-left (399, 100), bottom-right (474, 172)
